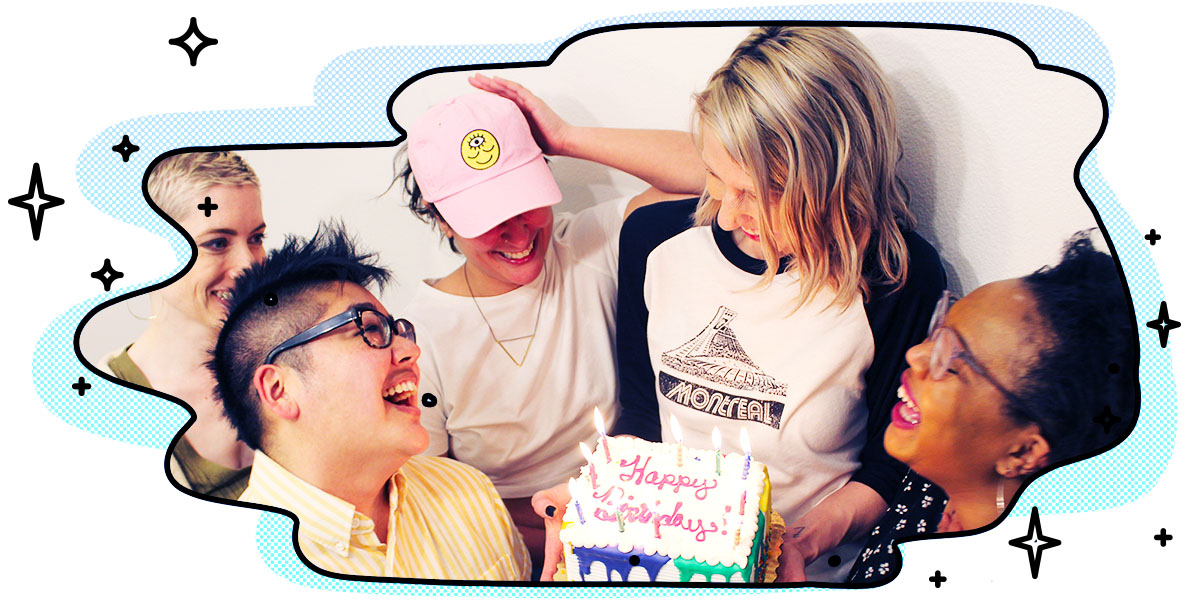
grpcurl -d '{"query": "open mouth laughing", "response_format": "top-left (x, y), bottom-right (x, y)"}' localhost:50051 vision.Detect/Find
top-left (383, 379), bottom-right (418, 410)
top-left (891, 372), bottom-right (921, 429)
top-left (494, 233), bottom-right (538, 264)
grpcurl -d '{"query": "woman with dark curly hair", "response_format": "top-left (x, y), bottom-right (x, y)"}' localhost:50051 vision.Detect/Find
top-left (849, 232), bottom-right (1137, 582)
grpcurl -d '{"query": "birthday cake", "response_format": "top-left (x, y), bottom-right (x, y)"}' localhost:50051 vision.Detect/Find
top-left (561, 435), bottom-right (773, 583)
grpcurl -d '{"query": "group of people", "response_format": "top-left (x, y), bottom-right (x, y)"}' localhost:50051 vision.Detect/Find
top-left (104, 26), bottom-right (1137, 583)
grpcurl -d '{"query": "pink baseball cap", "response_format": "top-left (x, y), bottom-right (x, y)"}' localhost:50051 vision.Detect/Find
top-left (408, 93), bottom-right (562, 239)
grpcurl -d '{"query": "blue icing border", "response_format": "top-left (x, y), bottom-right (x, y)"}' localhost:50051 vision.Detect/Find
top-left (574, 546), bottom-right (673, 582)
top-left (38, 2), bottom-right (1173, 595)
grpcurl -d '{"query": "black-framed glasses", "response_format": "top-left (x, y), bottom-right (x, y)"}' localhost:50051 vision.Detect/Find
top-left (926, 291), bottom-right (1026, 405)
top-left (264, 306), bottom-right (416, 365)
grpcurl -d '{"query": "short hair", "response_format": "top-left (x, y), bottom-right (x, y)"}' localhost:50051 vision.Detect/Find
top-left (209, 222), bottom-right (391, 450)
top-left (1010, 232), bottom-right (1137, 465)
top-left (693, 26), bottom-right (913, 309)
top-left (393, 146), bottom-right (460, 253)
top-left (148, 151), bottom-right (260, 222)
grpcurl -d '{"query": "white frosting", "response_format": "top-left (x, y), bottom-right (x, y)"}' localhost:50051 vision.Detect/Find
top-left (561, 436), bottom-right (767, 571)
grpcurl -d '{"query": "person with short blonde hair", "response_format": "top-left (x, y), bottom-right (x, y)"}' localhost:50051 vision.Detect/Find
top-left (147, 151), bottom-right (261, 222)
top-left (105, 150), bottom-right (265, 499)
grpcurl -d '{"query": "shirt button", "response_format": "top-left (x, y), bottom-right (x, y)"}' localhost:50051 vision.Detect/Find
top-left (335, 542), bottom-right (348, 553)
top-left (352, 518), bottom-right (361, 527)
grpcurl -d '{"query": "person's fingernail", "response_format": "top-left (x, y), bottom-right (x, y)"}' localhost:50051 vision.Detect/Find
top-left (545, 506), bottom-right (557, 518)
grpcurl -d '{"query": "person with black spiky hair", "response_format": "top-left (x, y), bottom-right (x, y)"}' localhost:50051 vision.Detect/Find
top-left (209, 222), bottom-right (530, 579)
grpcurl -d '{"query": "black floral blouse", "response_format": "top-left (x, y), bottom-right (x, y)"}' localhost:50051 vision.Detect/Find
top-left (847, 471), bottom-right (949, 583)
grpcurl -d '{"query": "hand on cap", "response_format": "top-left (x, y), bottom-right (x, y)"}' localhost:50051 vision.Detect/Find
top-left (531, 482), bottom-right (571, 581)
top-left (469, 74), bottom-right (573, 157)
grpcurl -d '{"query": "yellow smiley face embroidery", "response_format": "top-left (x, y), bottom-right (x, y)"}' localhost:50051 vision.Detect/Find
top-left (461, 129), bottom-right (500, 170)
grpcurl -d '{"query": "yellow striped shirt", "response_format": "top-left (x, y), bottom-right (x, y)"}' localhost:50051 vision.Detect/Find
top-left (240, 451), bottom-right (531, 580)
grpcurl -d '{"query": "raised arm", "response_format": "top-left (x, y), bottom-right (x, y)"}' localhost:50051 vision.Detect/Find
top-left (469, 74), bottom-right (706, 195)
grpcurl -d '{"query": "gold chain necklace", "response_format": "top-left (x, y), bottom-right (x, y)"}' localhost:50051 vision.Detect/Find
top-left (463, 265), bottom-right (548, 367)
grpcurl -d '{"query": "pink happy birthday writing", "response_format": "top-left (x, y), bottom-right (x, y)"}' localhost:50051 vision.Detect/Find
top-left (591, 497), bottom-right (721, 542)
top-left (616, 454), bottom-right (719, 500)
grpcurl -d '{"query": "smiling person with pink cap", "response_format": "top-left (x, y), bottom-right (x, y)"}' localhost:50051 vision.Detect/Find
top-left (395, 91), bottom-right (700, 574)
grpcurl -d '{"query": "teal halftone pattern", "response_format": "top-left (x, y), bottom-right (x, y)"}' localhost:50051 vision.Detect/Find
top-left (35, 2), bottom-right (1175, 594)
top-left (1010, 153), bottom-right (1175, 516)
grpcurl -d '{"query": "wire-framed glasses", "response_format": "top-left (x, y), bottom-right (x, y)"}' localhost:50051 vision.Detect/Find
top-left (926, 291), bottom-right (1025, 405)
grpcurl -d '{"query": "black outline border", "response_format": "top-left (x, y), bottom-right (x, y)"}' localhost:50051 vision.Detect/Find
top-left (70, 18), bottom-right (1142, 591)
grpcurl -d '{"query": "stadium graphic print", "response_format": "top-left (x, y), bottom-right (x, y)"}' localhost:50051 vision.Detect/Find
top-left (658, 307), bottom-right (787, 428)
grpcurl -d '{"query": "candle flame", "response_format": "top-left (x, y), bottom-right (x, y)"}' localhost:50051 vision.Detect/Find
top-left (740, 426), bottom-right (751, 455)
top-left (711, 427), bottom-right (722, 451)
top-left (592, 406), bottom-right (606, 435)
top-left (669, 414), bottom-right (683, 444)
top-left (579, 441), bottom-right (592, 462)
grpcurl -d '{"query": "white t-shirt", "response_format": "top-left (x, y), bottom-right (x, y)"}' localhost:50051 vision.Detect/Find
top-left (615, 198), bottom-right (882, 582)
top-left (642, 226), bottom-right (874, 525)
top-left (405, 198), bottom-right (629, 498)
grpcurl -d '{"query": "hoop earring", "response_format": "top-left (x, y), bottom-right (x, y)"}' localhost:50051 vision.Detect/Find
top-left (126, 296), bottom-right (162, 321)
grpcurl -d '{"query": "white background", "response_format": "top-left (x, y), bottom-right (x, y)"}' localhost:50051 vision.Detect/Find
top-left (1, 1), bottom-right (1196, 598)
top-left (76, 23), bottom-right (1104, 360)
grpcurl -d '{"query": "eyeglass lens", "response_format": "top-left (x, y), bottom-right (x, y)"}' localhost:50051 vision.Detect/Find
top-left (929, 328), bottom-right (957, 380)
top-left (926, 292), bottom-right (958, 380)
top-left (359, 310), bottom-right (391, 348)
top-left (358, 310), bottom-right (416, 349)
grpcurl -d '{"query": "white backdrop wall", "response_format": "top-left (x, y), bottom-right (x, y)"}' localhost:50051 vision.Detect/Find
top-left (79, 25), bottom-right (1102, 366)
top-left (9, 2), bottom-right (1196, 597)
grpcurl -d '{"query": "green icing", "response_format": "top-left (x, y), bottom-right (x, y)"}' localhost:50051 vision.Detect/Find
top-left (671, 510), bottom-right (766, 583)
top-left (673, 556), bottom-right (745, 583)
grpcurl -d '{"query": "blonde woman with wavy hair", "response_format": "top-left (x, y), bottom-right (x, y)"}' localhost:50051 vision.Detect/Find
top-left (693, 26), bottom-right (913, 308)
top-left (472, 26), bottom-right (945, 583)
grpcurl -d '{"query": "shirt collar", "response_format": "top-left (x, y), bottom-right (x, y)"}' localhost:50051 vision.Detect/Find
top-left (245, 451), bottom-right (406, 558)
top-left (710, 222), bottom-right (790, 275)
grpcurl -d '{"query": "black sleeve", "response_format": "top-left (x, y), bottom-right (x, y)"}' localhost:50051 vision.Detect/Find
top-left (610, 198), bottom-right (701, 441)
top-left (850, 231), bottom-right (946, 502)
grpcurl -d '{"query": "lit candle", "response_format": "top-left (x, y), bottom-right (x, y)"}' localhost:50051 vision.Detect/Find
top-left (578, 442), bottom-right (598, 489)
top-left (711, 427), bottom-right (723, 476)
top-left (568, 478), bottom-right (586, 524)
top-left (670, 414), bottom-right (684, 467)
top-left (740, 426), bottom-right (752, 480)
top-left (738, 490), bottom-right (747, 517)
top-left (593, 407), bottom-right (612, 463)
top-left (653, 513), bottom-right (662, 539)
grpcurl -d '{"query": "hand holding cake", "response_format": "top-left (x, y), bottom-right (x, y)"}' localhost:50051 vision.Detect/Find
top-left (532, 483), bottom-right (571, 581)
